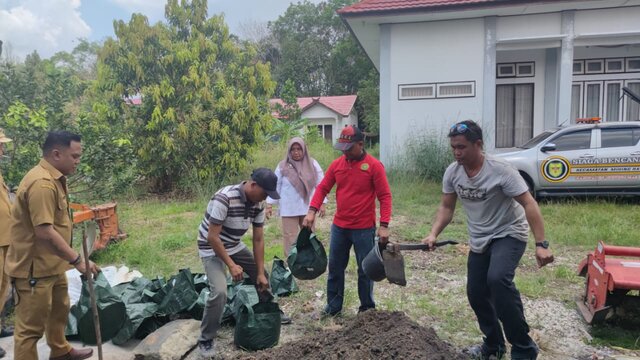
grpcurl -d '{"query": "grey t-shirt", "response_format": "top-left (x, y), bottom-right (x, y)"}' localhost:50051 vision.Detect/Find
top-left (443, 154), bottom-right (529, 253)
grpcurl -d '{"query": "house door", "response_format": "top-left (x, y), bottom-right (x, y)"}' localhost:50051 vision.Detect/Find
top-left (317, 124), bottom-right (333, 143)
top-left (496, 83), bottom-right (534, 148)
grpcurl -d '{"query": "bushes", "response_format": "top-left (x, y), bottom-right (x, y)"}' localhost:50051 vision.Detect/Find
top-left (393, 132), bottom-right (453, 182)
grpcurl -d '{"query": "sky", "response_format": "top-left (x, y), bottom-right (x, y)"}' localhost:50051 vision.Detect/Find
top-left (0, 0), bottom-right (324, 60)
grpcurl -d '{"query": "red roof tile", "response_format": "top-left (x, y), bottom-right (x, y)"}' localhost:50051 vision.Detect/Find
top-left (269, 95), bottom-right (357, 118)
top-left (338, 0), bottom-right (552, 15)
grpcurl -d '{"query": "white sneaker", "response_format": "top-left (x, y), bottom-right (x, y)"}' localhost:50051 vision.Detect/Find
top-left (198, 339), bottom-right (216, 359)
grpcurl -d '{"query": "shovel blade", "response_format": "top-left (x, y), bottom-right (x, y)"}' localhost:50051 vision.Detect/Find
top-left (382, 249), bottom-right (406, 286)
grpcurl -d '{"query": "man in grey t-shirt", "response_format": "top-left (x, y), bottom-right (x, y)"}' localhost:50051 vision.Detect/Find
top-left (422, 120), bottom-right (554, 360)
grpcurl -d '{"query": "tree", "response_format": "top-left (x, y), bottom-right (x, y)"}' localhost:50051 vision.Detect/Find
top-left (0, 101), bottom-right (48, 187)
top-left (92, 0), bottom-right (275, 192)
top-left (267, 0), bottom-right (380, 134)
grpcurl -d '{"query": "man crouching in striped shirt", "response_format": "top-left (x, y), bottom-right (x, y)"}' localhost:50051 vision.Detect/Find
top-left (196, 168), bottom-right (291, 357)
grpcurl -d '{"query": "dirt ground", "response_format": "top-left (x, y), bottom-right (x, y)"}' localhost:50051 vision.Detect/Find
top-left (236, 310), bottom-right (465, 360)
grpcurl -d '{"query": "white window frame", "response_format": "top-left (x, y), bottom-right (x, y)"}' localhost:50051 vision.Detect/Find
top-left (583, 81), bottom-right (604, 118)
top-left (398, 83), bottom-right (436, 100)
top-left (573, 60), bottom-right (585, 75)
top-left (603, 80), bottom-right (623, 122)
top-left (497, 63), bottom-right (516, 78)
top-left (605, 58), bottom-right (624, 73)
top-left (516, 62), bottom-right (535, 77)
top-left (626, 57), bottom-right (640, 72)
top-left (585, 59), bottom-right (604, 74)
top-left (436, 81), bottom-right (476, 98)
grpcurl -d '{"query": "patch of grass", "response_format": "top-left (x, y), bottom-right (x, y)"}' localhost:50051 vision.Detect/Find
top-left (591, 324), bottom-right (640, 350)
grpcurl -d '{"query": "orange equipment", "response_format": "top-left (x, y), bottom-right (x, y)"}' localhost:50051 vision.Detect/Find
top-left (575, 117), bottom-right (601, 124)
top-left (577, 241), bottom-right (640, 324)
top-left (70, 203), bottom-right (127, 253)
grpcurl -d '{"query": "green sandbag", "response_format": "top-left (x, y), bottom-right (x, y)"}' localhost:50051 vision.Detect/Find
top-left (140, 277), bottom-right (167, 303)
top-left (287, 228), bottom-right (327, 280)
top-left (269, 257), bottom-right (298, 297)
top-left (118, 277), bottom-right (152, 305)
top-left (234, 301), bottom-right (281, 351)
top-left (230, 284), bottom-right (260, 320)
top-left (188, 288), bottom-right (209, 321)
top-left (111, 302), bottom-right (158, 345)
top-left (157, 268), bottom-right (199, 315)
top-left (72, 272), bottom-right (127, 345)
top-left (193, 273), bottom-right (208, 293)
top-left (65, 310), bottom-right (78, 337)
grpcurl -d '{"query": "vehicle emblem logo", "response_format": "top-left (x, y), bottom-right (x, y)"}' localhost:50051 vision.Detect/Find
top-left (541, 157), bottom-right (571, 182)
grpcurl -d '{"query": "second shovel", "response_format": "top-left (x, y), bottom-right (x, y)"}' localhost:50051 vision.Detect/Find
top-left (382, 240), bottom-right (458, 286)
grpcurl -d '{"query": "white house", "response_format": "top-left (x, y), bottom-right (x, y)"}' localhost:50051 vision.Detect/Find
top-left (270, 95), bottom-right (359, 143)
top-left (339, 0), bottom-right (640, 164)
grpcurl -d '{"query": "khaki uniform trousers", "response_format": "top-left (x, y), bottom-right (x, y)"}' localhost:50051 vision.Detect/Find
top-left (13, 272), bottom-right (72, 360)
top-left (0, 246), bottom-right (10, 315)
top-left (281, 216), bottom-right (305, 257)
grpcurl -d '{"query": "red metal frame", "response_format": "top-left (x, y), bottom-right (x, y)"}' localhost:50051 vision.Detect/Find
top-left (577, 241), bottom-right (640, 323)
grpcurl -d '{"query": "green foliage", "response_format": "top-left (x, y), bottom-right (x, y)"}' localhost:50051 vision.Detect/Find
top-left (0, 41), bottom-right (100, 192)
top-left (92, 0), bottom-right (276, 193)
top-left (357, 71), bottom-right (380, 134)
top-left (393, 132), bottom-right (454, 182)
top-left (266, 0), bottom-right (379, 133)
top-left (0, 101), bottom-right (48, 186)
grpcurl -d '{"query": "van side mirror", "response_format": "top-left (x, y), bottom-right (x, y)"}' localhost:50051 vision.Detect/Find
top-left (540, 143), bottom-right (556, 152)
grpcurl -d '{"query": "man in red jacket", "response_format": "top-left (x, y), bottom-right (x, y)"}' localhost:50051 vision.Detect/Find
top-left (303, 125), bottom-right (392, 316)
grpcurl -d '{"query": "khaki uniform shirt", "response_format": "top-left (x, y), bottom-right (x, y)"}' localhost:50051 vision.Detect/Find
top-left (6, 159), bottom-right (72, 278)
top-left (0, 172), bottom-right (11, 247)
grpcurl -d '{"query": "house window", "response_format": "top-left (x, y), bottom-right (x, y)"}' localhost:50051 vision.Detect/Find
top-left (496, 83), bottom-right (534, 148)
top-left (398, 84), bottom-right (435, 100)
top-left (437, 82), bottom-right (475, 98)
top-left (316, 124), bottom-right (333, 142)
top-left (585, 59), bottom-right (604, 74)
top-left (625, 81), bottom-right (640, 121)
top-left (497, 62), bottom-right (535, 78)
top-left (573, 60), bottom-right (584, 75)
top-left (605, 58), bottom-right (624, 73)
top-left (604, 81), bottom-right (623, 122)
top-left (627, 58), bottom-right (640, 72)
top-left (584, 82), bottom-right (602, 117)
top-left (571, 83), bottom-right (583, 124)
top-left (497, 64), bottom-right (516, 77)
top-left (516, 62), bottom-right (535, 77)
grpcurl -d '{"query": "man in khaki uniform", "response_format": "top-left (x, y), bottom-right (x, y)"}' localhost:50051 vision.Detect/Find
top-left (0, 129), bottom-right (13, 358)
top-left (6, 131), bottom-right (98, 360)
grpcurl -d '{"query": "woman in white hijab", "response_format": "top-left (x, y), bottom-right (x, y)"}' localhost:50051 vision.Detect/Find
top-left (266, 137), bottom-right (326, 256)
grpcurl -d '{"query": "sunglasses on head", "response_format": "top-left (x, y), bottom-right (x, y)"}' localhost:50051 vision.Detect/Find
top-left (449, 123), bottom-right (469, 136)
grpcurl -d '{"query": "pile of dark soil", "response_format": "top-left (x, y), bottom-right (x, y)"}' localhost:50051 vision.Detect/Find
top-left (238, 310), bottom-right (465, 359)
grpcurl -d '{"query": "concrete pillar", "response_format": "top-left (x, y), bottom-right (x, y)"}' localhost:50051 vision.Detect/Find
top-left (544, 48), bottom-right (560, 130)
top-left (557, 11), bottom-right (575, 126)
top-left (379, 24), bottom-right (392, 165)
top-left (482, 16), bottom-right (497, 150)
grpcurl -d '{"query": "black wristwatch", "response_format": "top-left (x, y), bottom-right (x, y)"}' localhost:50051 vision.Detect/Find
top-left (535, 240), bottom-right (549, 249)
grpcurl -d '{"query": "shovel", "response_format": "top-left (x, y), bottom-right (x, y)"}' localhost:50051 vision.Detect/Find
top-left (382, 240), bottom-right (459, 286)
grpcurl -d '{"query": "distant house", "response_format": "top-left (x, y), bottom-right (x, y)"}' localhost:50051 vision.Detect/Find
top-left (269, 95), bottom-right (358, 143)
top-left (123, 94), bottom-right (142, 106)
top-left (339, 0), bottom-right (640, 164)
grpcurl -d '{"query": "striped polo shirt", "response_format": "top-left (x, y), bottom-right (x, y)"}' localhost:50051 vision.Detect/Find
top-left (197, 182), bottom-right (265, 258)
